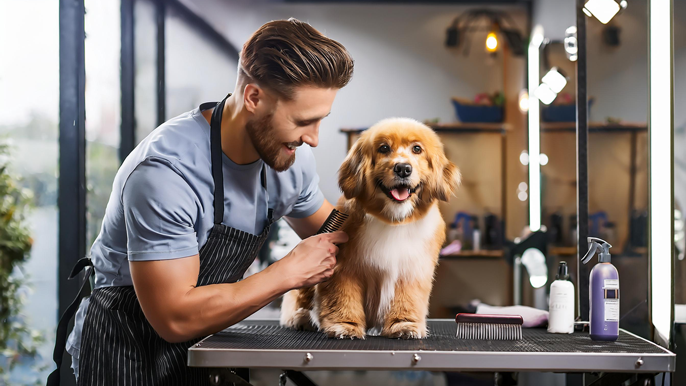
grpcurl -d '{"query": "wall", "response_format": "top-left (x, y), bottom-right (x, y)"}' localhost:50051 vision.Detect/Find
top-left (532, 0), bottom-right (574, 41)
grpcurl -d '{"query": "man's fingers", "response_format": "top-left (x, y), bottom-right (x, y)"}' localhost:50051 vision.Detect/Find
top-left (322, 256), bottom-right (336, 268)
top-left (327, 231), bottom-right (349, 244)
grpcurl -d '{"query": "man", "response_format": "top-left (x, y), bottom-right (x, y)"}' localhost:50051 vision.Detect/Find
top-left (50, 18), bottom-right (353, 385)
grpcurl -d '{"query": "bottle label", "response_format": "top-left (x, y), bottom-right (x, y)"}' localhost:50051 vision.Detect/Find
top-left (604, 279), bottom-right (619, 289)
top-left (605, 299), bottom-right (619, 322)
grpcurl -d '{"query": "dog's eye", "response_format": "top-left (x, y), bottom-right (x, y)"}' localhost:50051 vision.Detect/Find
top-left (412, 145), bottom-right (422, 154)
top-left (378, 145), bottom-right (390, 154)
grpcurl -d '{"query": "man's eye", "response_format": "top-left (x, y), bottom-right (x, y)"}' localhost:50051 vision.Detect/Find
top-left (413, 145), bottom-right (422, 154)
top-left (378, 145), bottom-right (390, 154)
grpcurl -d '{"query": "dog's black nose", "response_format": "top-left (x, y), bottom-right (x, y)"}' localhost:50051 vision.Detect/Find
top-left (394, 163), bottom-right (412, 178)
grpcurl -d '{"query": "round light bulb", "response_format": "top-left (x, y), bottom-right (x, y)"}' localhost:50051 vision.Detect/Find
top-left (540, 153), bottom-right (549, 166)
top-left (518, 90), bottom-right (530, 112)
top-left (486, 32), bottom-right (498, 52)
top-left (519, 151), bottom-right (529, 166)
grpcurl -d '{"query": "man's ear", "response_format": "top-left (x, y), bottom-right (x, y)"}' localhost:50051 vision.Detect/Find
top-left (243, 83), bottom-right (258, 113)
top-left (338, 137), bottom-right (370, 199)
top-left (243, 83), bottom-right (273, 114)
top-left (427, 150), bottom-right (461, 202)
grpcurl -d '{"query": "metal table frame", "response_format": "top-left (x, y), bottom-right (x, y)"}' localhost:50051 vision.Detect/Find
top-left (188, 319), bottom-right (675, 386)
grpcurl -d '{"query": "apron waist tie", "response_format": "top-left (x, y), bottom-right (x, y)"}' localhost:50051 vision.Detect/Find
top-left (46, 257), bottom-right (94, 386)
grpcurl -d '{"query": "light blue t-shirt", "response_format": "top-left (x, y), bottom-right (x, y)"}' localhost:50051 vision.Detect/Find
top-left (66, 105), bottom-right (324, 377)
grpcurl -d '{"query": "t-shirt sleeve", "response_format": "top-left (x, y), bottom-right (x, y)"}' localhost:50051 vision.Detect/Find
top-left (287, 146), bottom-right (325, 218)
top-left (122, 158), bottom-right (200, 261)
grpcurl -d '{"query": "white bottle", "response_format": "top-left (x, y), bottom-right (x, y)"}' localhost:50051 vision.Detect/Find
top-left (472, 216), bottom-right (481, 252)
top-left (472, 228), bottom-right (481, 251)
top-left (548, 262), bottom-right (575, 334)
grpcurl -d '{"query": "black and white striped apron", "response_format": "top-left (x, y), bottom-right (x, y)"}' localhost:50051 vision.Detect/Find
top-left (48, 95), bottom-right (275, 385)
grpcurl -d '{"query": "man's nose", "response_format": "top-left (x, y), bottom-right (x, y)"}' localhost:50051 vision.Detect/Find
top-left (301, 125), bottom-right (319, 148)
top-left (394, 163), bottom-right (412, 178)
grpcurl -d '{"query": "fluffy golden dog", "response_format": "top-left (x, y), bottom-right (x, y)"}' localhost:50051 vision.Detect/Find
top-left (281, 118), bottom-right (460, 339)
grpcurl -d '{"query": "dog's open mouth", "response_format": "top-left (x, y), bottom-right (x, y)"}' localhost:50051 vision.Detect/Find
top-left (379, 182), bottom-right (419, 203)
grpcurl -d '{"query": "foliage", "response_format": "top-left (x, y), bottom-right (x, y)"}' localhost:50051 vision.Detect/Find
top-left (0, 143), bottom-right (47, 385)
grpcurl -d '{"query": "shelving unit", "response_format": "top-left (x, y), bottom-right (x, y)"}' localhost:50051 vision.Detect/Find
top-left (541, 121), bottom-right (648, 252)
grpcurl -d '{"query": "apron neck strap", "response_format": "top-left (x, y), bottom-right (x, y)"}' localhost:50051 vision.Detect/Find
top-left (209, 93), bottom-right (270, 226)
top-left (210, 93), bottom-right (231, 225)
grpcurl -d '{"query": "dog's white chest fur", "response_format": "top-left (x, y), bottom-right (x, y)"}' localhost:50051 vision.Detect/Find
top-left (358, 204), bottom-right (441, 330)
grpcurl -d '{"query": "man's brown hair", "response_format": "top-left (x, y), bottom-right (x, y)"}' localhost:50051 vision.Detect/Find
top-left (240, 18), bottom-right (354, 100)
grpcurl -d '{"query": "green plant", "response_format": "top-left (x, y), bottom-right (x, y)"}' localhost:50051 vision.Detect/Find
top-left (0, 142), bottom-right (46, 385)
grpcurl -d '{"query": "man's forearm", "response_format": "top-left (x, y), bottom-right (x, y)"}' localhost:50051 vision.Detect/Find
top-left (163, 263), bottom-right (292, 342)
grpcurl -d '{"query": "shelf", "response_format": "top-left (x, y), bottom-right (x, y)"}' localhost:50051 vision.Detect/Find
top-left (549, 247), bottom-right (577, 256)
top-left (548, 246), bottom-right (648, 257)
top-left (439, 250), bottom-right (504, 259)
top-left (542, 122), bottom-right (647, 133)
top-left (341, 122), bottom-right (509, 134)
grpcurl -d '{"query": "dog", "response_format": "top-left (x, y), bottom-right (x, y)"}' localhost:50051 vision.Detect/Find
top-left (281, 117), bottom-right (460, 339)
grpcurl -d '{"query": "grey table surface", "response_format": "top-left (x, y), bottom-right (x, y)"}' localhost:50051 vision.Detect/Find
top-left (188, 319), bottom-right (675, 373)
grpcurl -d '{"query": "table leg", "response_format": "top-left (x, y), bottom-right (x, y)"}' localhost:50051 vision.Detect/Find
top-left (495, 372), bottom-right (517, 385)
top-left (583, 373), bottom-right (658, 386)
top-left (209, 368), bottom-right (252, 386)
top-left (235, 368), bottom-right (249, 382)
top-left (281, 370), bottom-right (318, 386)
top-left (627, 374), bottom-right (657, 386)
top-left (566, 373), bottom-right (584, 386)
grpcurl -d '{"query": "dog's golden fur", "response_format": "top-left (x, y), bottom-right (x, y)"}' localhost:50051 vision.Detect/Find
top-left (281, 118), bottom-right (460, 339)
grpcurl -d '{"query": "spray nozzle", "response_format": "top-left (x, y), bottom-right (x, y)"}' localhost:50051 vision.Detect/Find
top-left (581, 237), bottom-right (613, 264)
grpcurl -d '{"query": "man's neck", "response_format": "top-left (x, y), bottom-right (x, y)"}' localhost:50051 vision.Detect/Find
top-left (204, 94), bottom-right (261, 165)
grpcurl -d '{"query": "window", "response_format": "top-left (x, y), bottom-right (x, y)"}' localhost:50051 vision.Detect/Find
top-left (85, 0), bottom-right (122, 247)
top-left (134, 0), bottom-right (158, 144)
top-left (0, 0), bottom-right (59, 382)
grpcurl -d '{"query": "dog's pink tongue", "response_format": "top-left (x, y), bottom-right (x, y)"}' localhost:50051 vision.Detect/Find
top-left (391, 187), bottom-right (410, 201)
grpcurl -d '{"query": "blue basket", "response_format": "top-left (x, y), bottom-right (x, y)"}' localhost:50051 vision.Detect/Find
top-left (451, 99), bottom-right (504, 123)
top-left (542, 99), bottom-right (594, 122)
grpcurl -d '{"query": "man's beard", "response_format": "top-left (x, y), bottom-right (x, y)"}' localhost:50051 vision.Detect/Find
top-left (246, 113), bottom-right (297, 172)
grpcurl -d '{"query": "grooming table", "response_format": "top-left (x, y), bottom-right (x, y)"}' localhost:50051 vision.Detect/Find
top-left (188, 319), bottom-right (674, 385)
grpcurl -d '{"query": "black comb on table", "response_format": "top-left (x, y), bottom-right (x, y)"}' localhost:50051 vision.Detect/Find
top-left (315, 209), bottom-right (349, 234)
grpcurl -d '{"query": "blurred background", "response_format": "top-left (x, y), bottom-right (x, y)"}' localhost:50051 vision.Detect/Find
top-left (0, 0), bottom-right (684, 385)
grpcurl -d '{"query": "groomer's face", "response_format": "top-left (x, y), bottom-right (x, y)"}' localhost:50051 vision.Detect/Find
top-left (246, 85), bottom-right (337, 172)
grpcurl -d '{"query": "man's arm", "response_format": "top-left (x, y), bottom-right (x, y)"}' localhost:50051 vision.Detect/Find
top-left (285, 199), bottom-right (334, 239)
top-left (123, 160), bottom-right (346, 343)
top-left (130, 230), bottom-right (347, 343)
top-left (130, 254), bottom-right (286, 342)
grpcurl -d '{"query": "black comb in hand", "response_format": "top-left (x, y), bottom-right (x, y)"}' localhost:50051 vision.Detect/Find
top-left (315, 209), bottom-right (349, 235)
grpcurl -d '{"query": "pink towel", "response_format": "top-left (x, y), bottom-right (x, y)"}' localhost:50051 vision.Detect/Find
top-left (476, 303), bottom-right (549, 328)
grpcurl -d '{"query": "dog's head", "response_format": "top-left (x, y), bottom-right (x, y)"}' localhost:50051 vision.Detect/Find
top-left (338, 118), bottom-right (461, 223)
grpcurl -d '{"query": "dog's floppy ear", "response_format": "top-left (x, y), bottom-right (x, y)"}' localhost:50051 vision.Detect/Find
top-left (427, 150), bottom-right (461, 202)
top-left (338, 136), bottom-right (371, 199)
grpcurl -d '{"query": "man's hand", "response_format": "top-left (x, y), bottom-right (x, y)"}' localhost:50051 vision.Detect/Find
top-left (271, 231), bottom-right (348, 289)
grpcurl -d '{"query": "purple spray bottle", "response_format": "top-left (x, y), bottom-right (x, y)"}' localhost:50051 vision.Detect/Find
top-left (581, 237), bottom-right (619, 341)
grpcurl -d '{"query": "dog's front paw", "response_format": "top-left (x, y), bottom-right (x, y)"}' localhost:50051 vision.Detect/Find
top-left (382, 321), bottom-right (427, 339)
top-left (323, 322), bottom-right (366, 340)
top-left (281, 308), bottom-right (317, 331)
